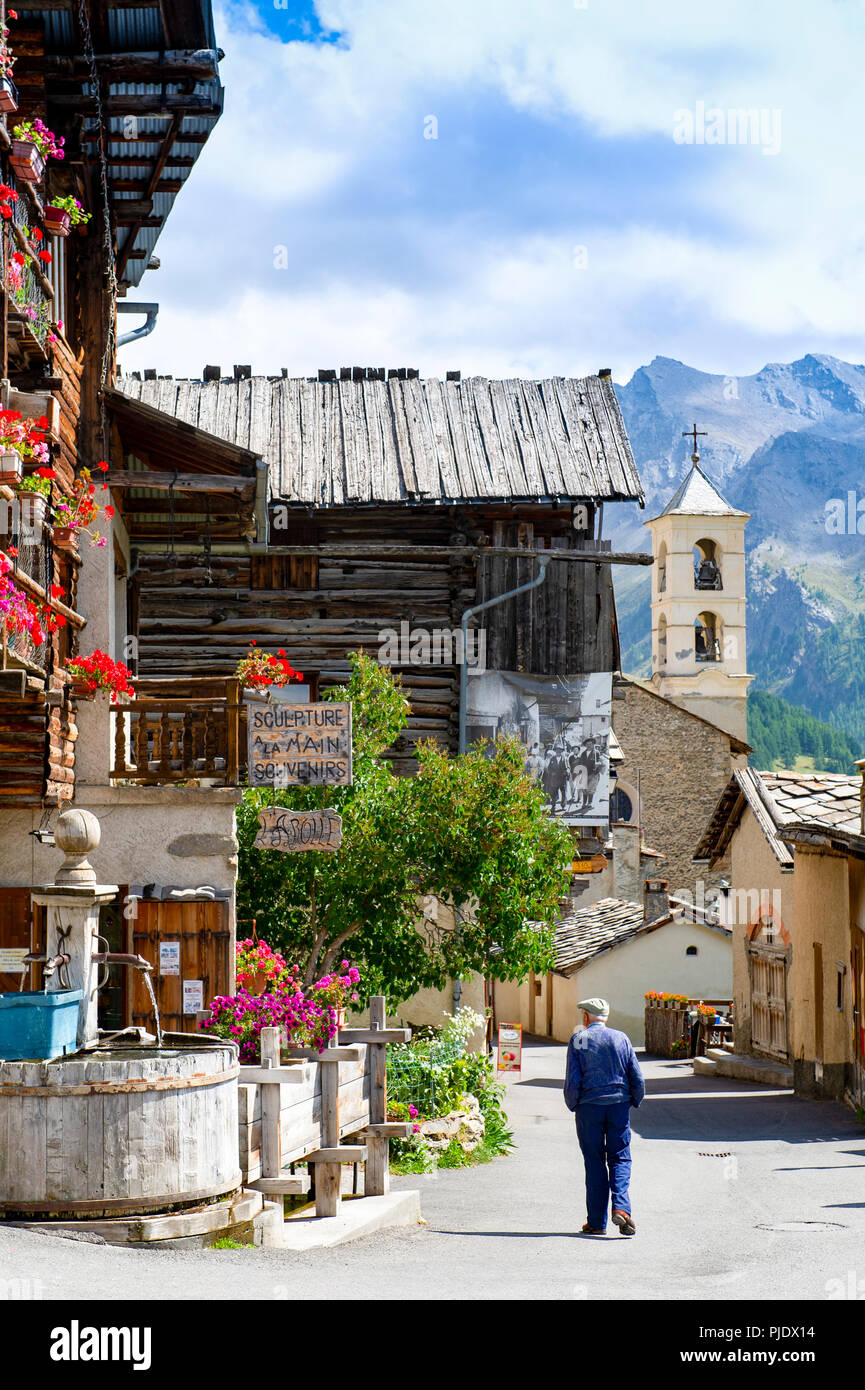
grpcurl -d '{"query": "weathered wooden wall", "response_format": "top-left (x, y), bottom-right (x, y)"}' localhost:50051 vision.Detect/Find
top-left (238, 1048), bottom-right (371, 1181)
top-left (132, 503), bottom-right (614, 770)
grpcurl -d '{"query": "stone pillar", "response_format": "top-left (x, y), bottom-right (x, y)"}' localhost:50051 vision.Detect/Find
top-left (30, 808), bottom-right (118, 1048)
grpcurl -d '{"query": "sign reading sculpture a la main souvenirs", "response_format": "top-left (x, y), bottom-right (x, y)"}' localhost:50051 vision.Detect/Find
top-left (254, 807), bottom-right (343, 853)
top-left (247, 701), bottom-right (352, 788)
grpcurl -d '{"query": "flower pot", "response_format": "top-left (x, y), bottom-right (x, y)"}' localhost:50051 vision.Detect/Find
top-left (246, 970), bottom-right (268, 996)
top-left (44, 206), bottom-right (71, 238)
top-left (0, 450), bottom-right (23, 487)
top-left (335, 1008), bottom-right (346, 1029)
top-left (69, 678), bottom-right (96, 702)
top-left (0, 76), bottom-right (18, 115)
top-left (9, 140), bottom-right (45, 185)
top-left (52, 525), bottom-right (77, 553)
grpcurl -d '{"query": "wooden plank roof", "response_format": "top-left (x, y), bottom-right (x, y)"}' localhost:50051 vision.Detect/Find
top-left (116, 374), bottom-right (645, 507)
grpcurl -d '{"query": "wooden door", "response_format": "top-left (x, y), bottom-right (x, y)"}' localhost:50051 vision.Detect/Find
top-left (748, 945), bottom-right (789, 1060)
top-left (853, 930), bottom-right (865, 1108)
top-left (0, 887), bottom-right (33, 992)
top-left (130, 899), bottom-right (231, 1036)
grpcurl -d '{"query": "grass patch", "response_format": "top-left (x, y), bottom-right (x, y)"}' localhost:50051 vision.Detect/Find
top-left (209, 1237), bottom-right (249, 1250)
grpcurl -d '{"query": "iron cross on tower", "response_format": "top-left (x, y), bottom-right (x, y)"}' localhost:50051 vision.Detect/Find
top-left (683, 423), bottom-right (707, 464)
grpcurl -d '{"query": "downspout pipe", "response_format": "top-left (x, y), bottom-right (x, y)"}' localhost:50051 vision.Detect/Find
top-left (453, 554), bottom-right (551, 1014)
top-left (117, 302), bottom-right (159, 348)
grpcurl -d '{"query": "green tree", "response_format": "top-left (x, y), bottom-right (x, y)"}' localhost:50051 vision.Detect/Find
top-left (236, 652), bottom-right (574, 1006)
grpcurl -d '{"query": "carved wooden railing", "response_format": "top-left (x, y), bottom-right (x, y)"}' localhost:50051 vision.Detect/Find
top-left (110, 678), bottom-right (241, 785)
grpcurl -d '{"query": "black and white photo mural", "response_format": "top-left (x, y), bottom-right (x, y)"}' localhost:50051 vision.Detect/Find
top-left (464, 671), bottom-right (612, 826)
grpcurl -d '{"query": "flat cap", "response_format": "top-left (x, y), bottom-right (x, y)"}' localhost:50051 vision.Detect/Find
top-left (578, 997), bottom-right (609, 1018)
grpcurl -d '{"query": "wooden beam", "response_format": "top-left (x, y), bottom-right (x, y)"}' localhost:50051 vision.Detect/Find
top-left (107, 471), bottom-right (255, 493)
top-left (264, 542), bottom-right (655, 566)
top-left (305, 1146), bottom-right (367, 1164)
top-left (82, 132), bottom-right (209, 145)
top-left (110, 178), bottom-right (183, 194)
top-left (44, 50), bottom-right (221, 82)
top-left (49, 94), bottom-right (219, 115)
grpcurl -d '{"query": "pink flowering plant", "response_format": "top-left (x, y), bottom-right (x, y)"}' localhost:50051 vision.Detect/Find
top-left (235, 936), bottom-right (295, 992)
top-left (12, 119), bottom-right (64, 161)
top-left (199, 937), bottom-right (360, 1061)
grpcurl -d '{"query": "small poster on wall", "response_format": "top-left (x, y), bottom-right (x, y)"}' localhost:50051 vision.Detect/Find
top-left (497, 1023), bottom-right (523, 1073)
top-left (159, 941), bottom-right (180, 976)
top-left (182, 980), bottom-right (204, 1015)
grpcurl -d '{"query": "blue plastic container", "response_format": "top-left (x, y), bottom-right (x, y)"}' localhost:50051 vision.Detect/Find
top-left (0, 990), bottom-right (82, 1061)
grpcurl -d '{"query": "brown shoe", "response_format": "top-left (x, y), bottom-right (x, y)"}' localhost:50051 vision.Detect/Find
top-left (612, 1209), bottom-right (636, 1235)
top-left (581, 1223), bottom-right (606, 1235)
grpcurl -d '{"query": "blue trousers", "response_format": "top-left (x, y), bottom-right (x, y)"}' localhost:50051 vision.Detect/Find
top-left (575, 1101), bottom-right (632, 1230)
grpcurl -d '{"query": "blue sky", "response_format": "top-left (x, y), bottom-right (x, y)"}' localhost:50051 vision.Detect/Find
top-left (120, 0), bottom-right (865, 385)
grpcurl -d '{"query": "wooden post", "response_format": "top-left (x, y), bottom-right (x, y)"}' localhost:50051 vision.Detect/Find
top-left (260, 1025), bottom-right (281, 1180)
top-left (366, 994), bottom-right (389, 1196)
top-left (315, 1034), bottom-right (342, 1217)
top-left (225, 677), bottom-right (240, 785)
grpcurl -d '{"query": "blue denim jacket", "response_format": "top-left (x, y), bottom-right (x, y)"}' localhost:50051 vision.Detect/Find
top-left (563, 1022), bottom-right (645, 1110)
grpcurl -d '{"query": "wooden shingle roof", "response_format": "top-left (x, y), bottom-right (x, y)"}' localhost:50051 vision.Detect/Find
top-left (117, 373), bottom-right (644, 507)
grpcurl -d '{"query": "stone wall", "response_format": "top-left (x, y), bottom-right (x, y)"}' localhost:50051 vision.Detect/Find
top-left (612, 681), bottom-right (735, 896)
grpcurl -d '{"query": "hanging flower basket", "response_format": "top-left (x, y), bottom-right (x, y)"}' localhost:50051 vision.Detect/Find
top-left (246, 969), bottom-right (268, 996)
top-left (0, 76), bottom-right (18, 115)
top-left (9, 139), bottom-right (45, 184)
top-left (44, 206), bottom-right (71, 238)
top-left (0, 450), bottom-right (22, 487)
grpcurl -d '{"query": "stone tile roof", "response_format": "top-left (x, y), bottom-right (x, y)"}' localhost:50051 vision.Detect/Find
top-left (657, 462), bottom-right (747, 518)
top-left (117, 373), bottom-right (644, 507)
top-left (554, 897), bottom-right (654, 974)
top-left (694, 767), bottom-right (862, 867)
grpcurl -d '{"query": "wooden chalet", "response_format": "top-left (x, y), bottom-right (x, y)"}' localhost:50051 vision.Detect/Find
top-left (112, 368), bottom-right (649, 771)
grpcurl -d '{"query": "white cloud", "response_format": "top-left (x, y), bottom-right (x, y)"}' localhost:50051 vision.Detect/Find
top-left (121, 0), bottom-right (865, 383)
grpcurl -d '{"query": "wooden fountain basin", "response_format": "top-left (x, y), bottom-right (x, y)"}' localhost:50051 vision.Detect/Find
top-left (0, 1035), bottom-right (241, 1217)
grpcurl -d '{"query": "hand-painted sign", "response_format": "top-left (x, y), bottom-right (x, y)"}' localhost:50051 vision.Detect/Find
top-left (496, 1022), bottom-right (523, 1073)
top-left (248, 701), bottom-right (352, 787)
top-left (254, 807), bottom-right (343, 853)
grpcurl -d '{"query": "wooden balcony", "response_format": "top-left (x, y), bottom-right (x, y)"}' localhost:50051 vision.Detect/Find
top-left (110, 677), bottom-right (241, 786)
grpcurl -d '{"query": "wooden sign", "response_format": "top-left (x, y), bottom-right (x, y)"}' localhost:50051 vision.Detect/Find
top-left (572, 854), bottom-right (607, 875)
top-left (248, 701), bottom-right (352, 787)
top-left (254, 807), bottom-right (343, 853)
top-left (496, 1022), bottom-right (523, 1073)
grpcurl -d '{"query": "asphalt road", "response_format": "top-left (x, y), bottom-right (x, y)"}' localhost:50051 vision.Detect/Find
top-left (1, 1039), bottom-right (863, 1301)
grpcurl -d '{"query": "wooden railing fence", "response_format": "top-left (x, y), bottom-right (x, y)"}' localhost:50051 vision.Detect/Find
top-left (232, 996), bottom-right (412, 1219)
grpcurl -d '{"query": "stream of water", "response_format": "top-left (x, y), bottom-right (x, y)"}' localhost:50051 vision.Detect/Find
top-left (141, 971), bottom-right (164, 1048)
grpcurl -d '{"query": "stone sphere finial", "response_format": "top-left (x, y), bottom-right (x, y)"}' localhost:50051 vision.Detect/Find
top-left (54, 808), bottom-right (101, 886)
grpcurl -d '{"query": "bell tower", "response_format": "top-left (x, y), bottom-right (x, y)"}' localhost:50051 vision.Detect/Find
top-left (645, 426), bottom-right (753, 744)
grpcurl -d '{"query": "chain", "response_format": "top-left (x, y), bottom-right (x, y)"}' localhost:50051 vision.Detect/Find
top-left (77, 0), bottom-right (117, 455)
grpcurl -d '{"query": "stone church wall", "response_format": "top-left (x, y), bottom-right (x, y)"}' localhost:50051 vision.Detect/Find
top-left (612, 681), bottom-right (734, 896)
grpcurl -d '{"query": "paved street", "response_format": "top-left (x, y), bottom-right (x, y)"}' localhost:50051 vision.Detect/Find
top-left (1, 1039), bottom-right (864, 1301)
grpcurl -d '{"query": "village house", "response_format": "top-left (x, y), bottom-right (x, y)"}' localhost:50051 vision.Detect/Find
top-left (694, 767), bottom-right (863, 1103)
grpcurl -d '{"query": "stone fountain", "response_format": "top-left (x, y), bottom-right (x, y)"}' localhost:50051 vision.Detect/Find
top-left (0, 810), bottom-right (276, 1245)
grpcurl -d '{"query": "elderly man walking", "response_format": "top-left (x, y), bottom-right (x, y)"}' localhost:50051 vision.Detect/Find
top-left (564, 997), bottom-right (645, 1236)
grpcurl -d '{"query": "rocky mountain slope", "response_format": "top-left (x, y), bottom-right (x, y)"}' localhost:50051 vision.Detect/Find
top-left (610, 354), bottom-right (865, 746)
